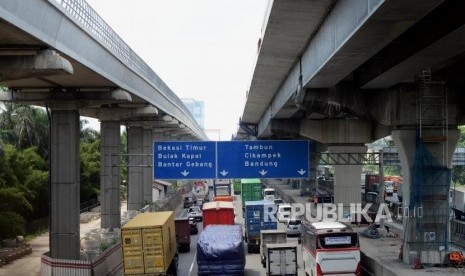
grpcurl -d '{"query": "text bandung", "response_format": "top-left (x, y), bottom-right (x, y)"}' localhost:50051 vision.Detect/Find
top-left (245, 161), bottom-right (278, 168)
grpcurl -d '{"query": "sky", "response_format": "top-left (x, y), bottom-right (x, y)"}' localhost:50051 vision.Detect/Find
top-left (85, 0), bottom-right (270, 140)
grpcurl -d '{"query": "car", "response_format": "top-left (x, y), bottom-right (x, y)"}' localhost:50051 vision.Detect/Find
top-left (188, 217), bottom-right (198, 235)
top-left (286, 218), bottom-right (302, 238)
top-left (187, 206), bottom-right (203, 222)
top-left (277, 204), bottom-right (292, 223)
top-left (183, 196), bottom-right (194, 208)
top-left (274, 198), bottom-right (284, 207)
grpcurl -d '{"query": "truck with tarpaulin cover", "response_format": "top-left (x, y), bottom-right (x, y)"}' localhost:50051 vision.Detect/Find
top-left (197, 225), bottom-right (245, 275)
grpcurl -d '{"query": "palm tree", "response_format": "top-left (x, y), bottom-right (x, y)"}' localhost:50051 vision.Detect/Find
top-left (0, 103), bottom-right (49, 157)
top-left (80, 119), bottom-right (100, 143)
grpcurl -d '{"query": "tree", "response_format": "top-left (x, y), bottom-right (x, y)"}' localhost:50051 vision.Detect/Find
top-left (0, 103), bottom-right (49, 158)
top-left (80, 140), bottom-right (101, 202)
top-left (80, 119), bottom-right (100, 143)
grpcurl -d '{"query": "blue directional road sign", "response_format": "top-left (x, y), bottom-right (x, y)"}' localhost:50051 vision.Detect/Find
top-left (216, 140), bottom-right (309, 179)
top-left (154, 141), bottom-right (216, 179)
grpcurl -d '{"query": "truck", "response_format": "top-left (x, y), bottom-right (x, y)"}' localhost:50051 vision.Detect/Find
top-left (260, 230), bottom-right (287, 268)
top-left (233, 179), bottom-right (242, 195)
top-left (265, 243), bottom-right (298, 276)
top-left (451, 186), bottom-right (465, 220)
top-left (192, 180), bottom-right (209, 201)
top-left (121, 211), bottom-right (177, 275)
top-left (244, 200), bottom-right (277, 253)
top-left (214, 179), bottom-right (231, 196)
top-left (241, 178), bottom-right (263, 214)
top-left (202, 201), bottom-right (235, 229)
top-left (174, 217), bottom-right (191, 252)
top-left (263, 187), bottom-right (276, 201)
top-left (213, 195), bottom-right (233, 202)
top-left (197, 225), bottom-right (245, 275)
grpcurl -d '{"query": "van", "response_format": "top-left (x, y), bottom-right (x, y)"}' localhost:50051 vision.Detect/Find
top-left (277, 204), bottom-right (292, 223)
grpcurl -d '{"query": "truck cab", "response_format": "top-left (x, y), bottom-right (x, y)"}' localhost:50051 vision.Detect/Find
top-left (263, 188), bottom-right (276, 201)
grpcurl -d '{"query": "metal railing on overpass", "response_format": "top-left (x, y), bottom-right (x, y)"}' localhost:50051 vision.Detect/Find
top-left (48, 0), bottom-right (204, 137)
top-left (313, 147), bottom-right (465, 166)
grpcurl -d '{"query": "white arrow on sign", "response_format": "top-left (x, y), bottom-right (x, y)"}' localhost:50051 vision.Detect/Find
top-left (298, 169), bottom-right (306, 175)
top-left (219, 170), bottom-right (229, 176)
top-left (258, 169), bottom-right (268, 176)
top-left (180, 170), bottom-right (190, 177)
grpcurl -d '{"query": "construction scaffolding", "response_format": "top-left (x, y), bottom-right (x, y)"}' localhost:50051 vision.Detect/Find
top-left (408, 69), bottom-right (450, 261)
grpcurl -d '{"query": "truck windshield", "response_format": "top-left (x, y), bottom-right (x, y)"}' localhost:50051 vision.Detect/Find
top-left (264, 190), bottom-right (275, 195)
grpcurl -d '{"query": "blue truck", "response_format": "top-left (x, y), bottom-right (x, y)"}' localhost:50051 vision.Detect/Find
top-left (244, 200), bottom-right (278, 253)
top-left (197, 225), bottom-right (245, 275)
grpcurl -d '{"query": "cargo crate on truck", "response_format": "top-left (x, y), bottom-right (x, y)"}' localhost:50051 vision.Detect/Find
top-left (174, 218), bottom-right (191, 253)
top-left (241, 178), bottom-right (263, 215)
top-left (121, 211), bottom-right (178, 275)
top-left (260, 230), bottom-right (287, 268)
top-left (202, 201), bottom-right (235, 229)
top-left (265, 243), bottom-right (298, 276)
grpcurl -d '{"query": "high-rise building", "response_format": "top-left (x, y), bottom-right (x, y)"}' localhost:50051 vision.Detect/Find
top-left (181, 98), bottom-right (205, 129)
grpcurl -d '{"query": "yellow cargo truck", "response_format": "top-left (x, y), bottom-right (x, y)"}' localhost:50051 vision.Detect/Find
top-left (121, 211), bottom-right (178, 275)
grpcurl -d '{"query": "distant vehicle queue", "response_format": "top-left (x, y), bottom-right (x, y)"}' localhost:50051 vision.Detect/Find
top-left (121, 178), bottom-right (361, 276)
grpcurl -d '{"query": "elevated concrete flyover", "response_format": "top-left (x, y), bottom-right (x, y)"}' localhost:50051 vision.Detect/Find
top-left (0, 0), bottom-right (207, 261)
top-left (237, 0), bottom-right (465, 265)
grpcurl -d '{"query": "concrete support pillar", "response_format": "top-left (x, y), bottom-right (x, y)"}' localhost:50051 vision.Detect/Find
top-left (50, 110), bottom-right (80, 259)
top-left (100, 121), bottom-right (121, 229)
top-left (143, 128), bottom-right (153, 204)
top-left (300, 142), bottom-right (322, 197)
top-left (127, 127), bottom-right (144, 210)
top-left (392, 129), bottom-right (460, 264)
top-left (328, 145), bottom-right (366, 212)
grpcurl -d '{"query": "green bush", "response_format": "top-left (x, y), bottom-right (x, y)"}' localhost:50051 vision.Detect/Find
top-left (0, 211), bottom-right (26, 240)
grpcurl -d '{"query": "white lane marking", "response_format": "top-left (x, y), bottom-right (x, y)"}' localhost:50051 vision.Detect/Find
top-left (189, 251), bottom-right (197, 276)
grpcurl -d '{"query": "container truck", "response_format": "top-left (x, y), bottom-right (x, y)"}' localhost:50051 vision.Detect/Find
top-left (121, 211), bottom-right (177, 275)
top-left (233, 179), bottom-right (241, 195)
top-left (202, 201), bottom-right (235, 229)
top-left (260, 230), bottom-right (287, 268)
top-left (174, 217), bottom-right (191, 252)
top-left (244, 200), bottom-right (277, 253)
top-left (214, 179), bottom-right (231, 196)
top-left (241, 178), bottom-right (263, 214)
top-left (192, 180), bottom-right (209, 200)
top-left (197, 225), bottom-right (245, 275)
top-left (265, 243), bottom-right (298, 276)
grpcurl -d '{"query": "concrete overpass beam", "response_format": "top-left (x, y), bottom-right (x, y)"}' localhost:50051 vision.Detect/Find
top-left (100, 120), bottom-right (121, 229)
top-left (392, 128), bottom-right (460, 264)
top-left (300, 119), bottom-right (373, 144)
top-left (50, 109), bottom-right (80, 259)
top-left (0, 49), bottom-right (73, 81)
top-left (127, 126), bottom-right (144, 210)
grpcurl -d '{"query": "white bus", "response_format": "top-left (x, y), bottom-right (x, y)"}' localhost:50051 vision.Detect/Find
top-left (302, 221), bottom-right (360, 276)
